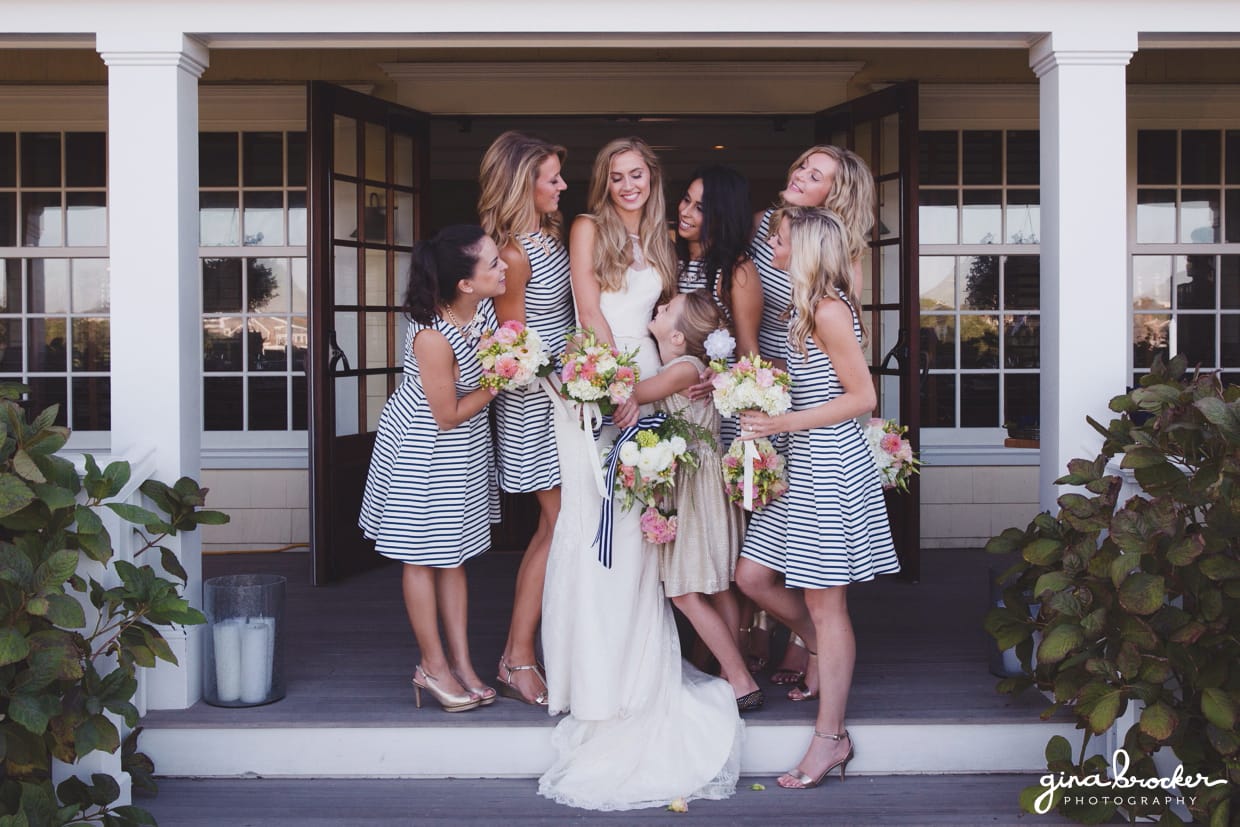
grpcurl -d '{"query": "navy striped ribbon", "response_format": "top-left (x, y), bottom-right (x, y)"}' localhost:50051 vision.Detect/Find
top-left (592, 412), bottom-right (668, 568)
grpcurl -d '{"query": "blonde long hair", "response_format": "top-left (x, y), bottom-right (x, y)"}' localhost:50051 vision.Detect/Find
top-left (780, 145), bottom-right (876, 262)
top-left (585, 137), bottom-right (677, 299)
top-left (782, 206), bottom-right (867, 360)
top-left (477, 131), bottom-right (567, 249)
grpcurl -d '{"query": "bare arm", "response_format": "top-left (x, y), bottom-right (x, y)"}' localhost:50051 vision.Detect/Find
top-left (728, 258), bottom-right (763, 360)
top-left (739, 298), bottom-right (875, 438)
top-left (568, 216), bottom-right (617, 347)
top-left (632, 361), bottom-right (699, 406)
top-left (492, 242), bottom-right (531, 325)
top-left (414, 329), bottom-right (496, 430)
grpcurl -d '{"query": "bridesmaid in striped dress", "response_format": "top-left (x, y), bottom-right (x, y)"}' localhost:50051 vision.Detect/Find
top-left (745, 145), bottom-right (877, 693)
top-left (359, 224), bottom-right (507, 713)
top-left (477, 131), bottom-right (574, 706)
top-left (737, 207), bottom-right (899, 789)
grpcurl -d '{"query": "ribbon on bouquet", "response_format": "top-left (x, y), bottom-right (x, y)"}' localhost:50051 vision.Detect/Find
top-left (742, 439), bottom-right (758, 512)
top-left (592, 412), bottom-right (667, 568)
top-left (537, 377), bottom-right (611, 500)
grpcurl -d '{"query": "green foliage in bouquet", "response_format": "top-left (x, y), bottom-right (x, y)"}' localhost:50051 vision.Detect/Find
top-left (0, 383), bottom-right (228, 826)
top-left (984, 356), bottom-right (1238, 825)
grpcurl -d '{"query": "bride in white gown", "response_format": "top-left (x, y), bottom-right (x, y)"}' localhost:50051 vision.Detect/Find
top-left (539, 137), bottom-right (742, 811)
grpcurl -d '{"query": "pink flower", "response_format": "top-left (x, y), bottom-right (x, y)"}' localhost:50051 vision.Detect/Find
top-left (580, 361), bottom-right (597, 380)
top-left (880, 433), bottom-right (903, 454)
top-left (755, 368), bottom-right (774, 388)
top-left (495, 354), bottom-right (519, 378)
top-left (501, 319), bottom-right (524, 333)
top-left (608, 382), bottom-right (631, 403)
top-left (615, 365), bottom-right (635, 383)
top-left (867, 417), bottom-right (885, 429)
top-left (494, 326), bottom-right (519, 346)
top-left (562, 361), bottom-right (577, 381)
top-left (896, 442), bottom-right (914, 462)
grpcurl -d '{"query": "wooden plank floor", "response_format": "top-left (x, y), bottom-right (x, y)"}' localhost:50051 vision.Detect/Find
top-left (144, 548), bottom-right (1055, 729)
top-left (140, 774), bottom-right (1095, 826)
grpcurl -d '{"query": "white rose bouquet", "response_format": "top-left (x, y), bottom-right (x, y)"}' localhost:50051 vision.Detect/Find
top-left (476, 320), bottom-right (551, 391)
top-left (558, 328), bottom-right (640, 414)
top-left (863, 417), bottom-right (922, 492)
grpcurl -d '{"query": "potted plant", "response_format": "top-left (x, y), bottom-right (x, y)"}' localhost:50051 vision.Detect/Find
top-left (984, 355), bottom-right (1238, 825)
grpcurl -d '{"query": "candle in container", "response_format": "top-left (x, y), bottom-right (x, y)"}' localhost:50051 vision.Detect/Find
top-left (251, 616), bottom-right (276, 695)
top-left (239, 619), bottom-right (272, 704)
top-left (213, 619), bottom-right (243, 703)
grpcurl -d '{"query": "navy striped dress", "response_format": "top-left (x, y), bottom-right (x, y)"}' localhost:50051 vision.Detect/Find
top-left (678, 259), bottom-right (739, 450)
top-left (749, 209), bottom-right (793, 364)
top-left (492, 231), bottom-right (574, 492)
top-left (740, 292), bottom-right (899, 589)
top-left (358, 317), bottom-right (499, 566)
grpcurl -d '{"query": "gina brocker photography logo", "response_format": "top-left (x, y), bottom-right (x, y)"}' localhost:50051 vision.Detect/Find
top-left (1034, 748), bottom-right (1228, 815)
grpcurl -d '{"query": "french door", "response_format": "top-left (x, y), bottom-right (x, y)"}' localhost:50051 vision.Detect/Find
top-left (816, 82), bottom-right (922, 582)
top-left (307, 82), bottom-right (430, 584)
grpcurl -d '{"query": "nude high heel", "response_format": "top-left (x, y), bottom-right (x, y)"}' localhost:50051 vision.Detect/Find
top-left (412, 666), bottom-right (481, 713)
top-left (779, 730), bottom-right (854, 789)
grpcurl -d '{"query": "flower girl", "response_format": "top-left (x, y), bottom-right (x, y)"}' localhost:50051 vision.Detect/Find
top-left (613, 289), bottom-right (762, 710)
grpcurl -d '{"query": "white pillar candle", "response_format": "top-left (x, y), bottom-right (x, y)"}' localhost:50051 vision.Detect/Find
top-left (239, 619), bottom-right (272, 704)
top-left (212, 619), bottom-right (243, 703)
top-left (251, 616), bottom-right (276, 695)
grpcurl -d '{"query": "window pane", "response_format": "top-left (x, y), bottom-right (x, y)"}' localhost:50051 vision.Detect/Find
top-left (1133, 314), bottom-right (1170, 367)
top-left (1133, 255), bottom-right (1172, 310)
top-left (1006, 131), bottom-right (1039, 185)
top-left (248, 377), bottom-right (287, 430)
top-left (200, 133), bottom-right (239, 187)
top-left (26, 378), bottom-right (67, 427)
top-left (71, 377), bottom-right (110, 430)
top-left (921, 315), bottom-right (955, 369)
top-left (333, 180), bottom-right (358, 241)
top-left (1137, 131), bottom-right (1176, 185)
top-left (1222, 315), bottom-right (1240, 367)
top-left (65, 132), bottom-right (106, 188)
top-left (71, 259), bottom-right (109, 312)
top-left (960, 315), bottom-right (999, 368)
top-left (203, 316), bottom-right (243, 372)
top-left (65, 192), bottom-right (106, 246)
top-left (243, 191), bottom-right (283, 246)
top-left (919, 256), bottom-right (956, 310)
top-left (1176, 255), bottom-right (1216, 310)
top-left (291, 258), bottom-right (307, 314)
top-left (1136, 190), bottom-right (1176, 244)
top-left (962, 131), bottom-right (1002, 185)
top-left (249, 316), bottom-right (288, 371)
top-left (1005, 374), bottom-right (1039, 430)
top-left (0, 259), bottom-right (20, 313)
top-left (28, 318), bottom-right (67, 371)
top-left (918, 190), bottom-right (957, 244)
top-left (22, 192), bottom-right (62, 246)
top-left (288, 190), bottom-right (307, 246)
top-left (204, 377), bottom-right (243, 430)
top-left (365, 123), bottom-right (387, 183)
top-left (1004, 314), bottom-right (1039, 368)
top-left (1223, 255), bottom-right (1240, 309)
top-left (1006, 190), bottom-right (1039, 244)
top-left (921, 373), bottom-right (955, 427)
top-left (291, 315), bottom-right (308, 371)
top-left (961, 191), bottom-right (1001, 245)
top-left (203, 258), bottom-right (243, 313)
top-left (1177, 314), bottom-right (1215, 368)
top-left (333, 116), bottom-right (357, 177)
top-left (1226, 190), bottom-right (1240, 243)
top-left (71, 318), bottom-right (109, 371)
top-left (200, 192), bottom-right (240, 246)
top-left (918, 131), bottom-right (957, 186)
top-left (960, 256), bottom-right (998, 310)
top-left (287, 132), bottom-right (307, 188)
top-left (362, 186), bottom-right (388, 243)
top-left (0, 133), bottom-right (14, 187)
top-left (1003, 256), bottom-right (1039, 310)
top-left (21, 133), bottom-right (60, 188)
top-left (394, 134), bottom-right (414, 188)
top-left (0, 318), bottom-right (23, 373)
top-left (243, 132), bottom-right (283, 187)
top-left (292, 375), bottom-right (307, 430)
top-left (1228, 131), bottom-right (1240, 185)
top-left (248, 258), bottom-right (289, 313)
top-left (960, 374), bottom-right (999, 427)
top-left (394, 191), bottom-right (415, 247)
top-left (28, 258), bottom-right (69, 313)
top-left (0, 193), bottom-right (15, 247)
top-left (1181, 130), bottom-right (1220, 186)
top-left (1181, 189), bottom-right (1219, 243)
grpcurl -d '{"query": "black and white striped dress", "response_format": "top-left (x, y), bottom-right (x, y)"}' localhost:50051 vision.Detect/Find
top-left (358, 317), bottom-right (499, 566)
top-left (749, 209), bottom-right (793, 364)
top-left (678, 259), bottom-right (739, 450)
top-left (492, 231), bottom-right (574, 492)
top-left (740, 292), bottom-right (899, 589)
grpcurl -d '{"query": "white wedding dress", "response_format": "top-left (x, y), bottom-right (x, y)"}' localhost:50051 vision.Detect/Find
top-left (539, 262), bottom-right (743, 811)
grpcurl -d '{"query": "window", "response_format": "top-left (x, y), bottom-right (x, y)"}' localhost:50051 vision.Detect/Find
top-left (1133, 130), bottom-right (1240, 387)
top-left (199, 131), bottom-right (307, 431)
top-left (0, 131), bottom-right (110, 430)
top-left (918, 130), bottom-right (1040, 431)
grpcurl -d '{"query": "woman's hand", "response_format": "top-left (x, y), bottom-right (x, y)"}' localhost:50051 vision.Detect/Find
top-left (684, 368), bottom-right (716, 402)
top-left (738, 410), bottom-right (779, 441)
top-left (611, 398), bottom-right (639, 430)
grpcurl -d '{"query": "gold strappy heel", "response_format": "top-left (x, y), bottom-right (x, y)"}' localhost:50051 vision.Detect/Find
top-left (452, 670), bottom-right (497, 707)
top-left (496, 658), bottom-right (548, 706)
top-left (412, 665), bottom-right (481, 713)
top-left (779, 730), bottom-right (854, 789)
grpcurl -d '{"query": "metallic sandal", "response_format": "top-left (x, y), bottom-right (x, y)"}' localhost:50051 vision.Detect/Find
top-left (412, 666), bottom-right (481, 713)
top-left (496, 658), bottom-right (548, 706)
top-left (779, 730), bottom-right (854, 789)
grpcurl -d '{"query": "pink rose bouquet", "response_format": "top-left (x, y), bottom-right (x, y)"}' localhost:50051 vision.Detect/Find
top-left (558, 329), bottom-right (640, 413)
top-left (721, 437), bottom-right (788, 511)
top-left (709, 354), bottom-right (792, 418)
top-left (639, 505), bottom-right (678, 545)
top-left (476, 320), bottom-right (551, 391)
top-left (863, 418), bottom-right (922, 492)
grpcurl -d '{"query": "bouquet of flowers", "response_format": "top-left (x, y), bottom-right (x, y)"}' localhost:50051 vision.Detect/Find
top-left (863, 418), bottom-right (921, 492)
top-left (720, 437), bottom-right (788, 511)
top-left (709, 354), bottom-right (792, 417)
top-left (476, 320), bottom-right (551, 391)
top-left (558, 329), bottom-right (640, 413)
top-left (610, 415), bottom-right (707, 543)
top-left (639, 505), bottom-right (678, 545)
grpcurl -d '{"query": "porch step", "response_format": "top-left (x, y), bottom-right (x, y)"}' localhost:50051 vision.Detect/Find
top-left (141, 716), bottom-right (1076, 778)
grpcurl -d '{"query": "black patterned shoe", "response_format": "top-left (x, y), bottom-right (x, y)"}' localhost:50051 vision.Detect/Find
top-left (736, 688), bottom-right (765, 713)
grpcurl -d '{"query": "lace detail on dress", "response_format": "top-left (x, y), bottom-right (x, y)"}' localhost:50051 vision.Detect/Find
top-left (629, 234), bottom-right (646, 269)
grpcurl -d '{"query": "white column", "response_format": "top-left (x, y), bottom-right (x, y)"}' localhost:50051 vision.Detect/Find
top-left (1030, 32), bottom-right (1136, 513)
top-left (98, 32), bottom-right (208, 709)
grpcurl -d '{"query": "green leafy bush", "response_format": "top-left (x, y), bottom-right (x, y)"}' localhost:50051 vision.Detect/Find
top-left (0, 384), bottom-right (227, 826)
top-left (985, 356), bottom-right (1239, 825)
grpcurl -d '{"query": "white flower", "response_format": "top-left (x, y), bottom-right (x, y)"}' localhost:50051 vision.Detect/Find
top-left (619, 441), bottom-right (641, 466)
top-left (668, 436), bottom-right (688, 455)
top-left (704, 329), bottom-right (736, 362)
top-left (636, 448), bottom-right (661, 477)
top-left (566, 378), bottom-right (604, 401)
